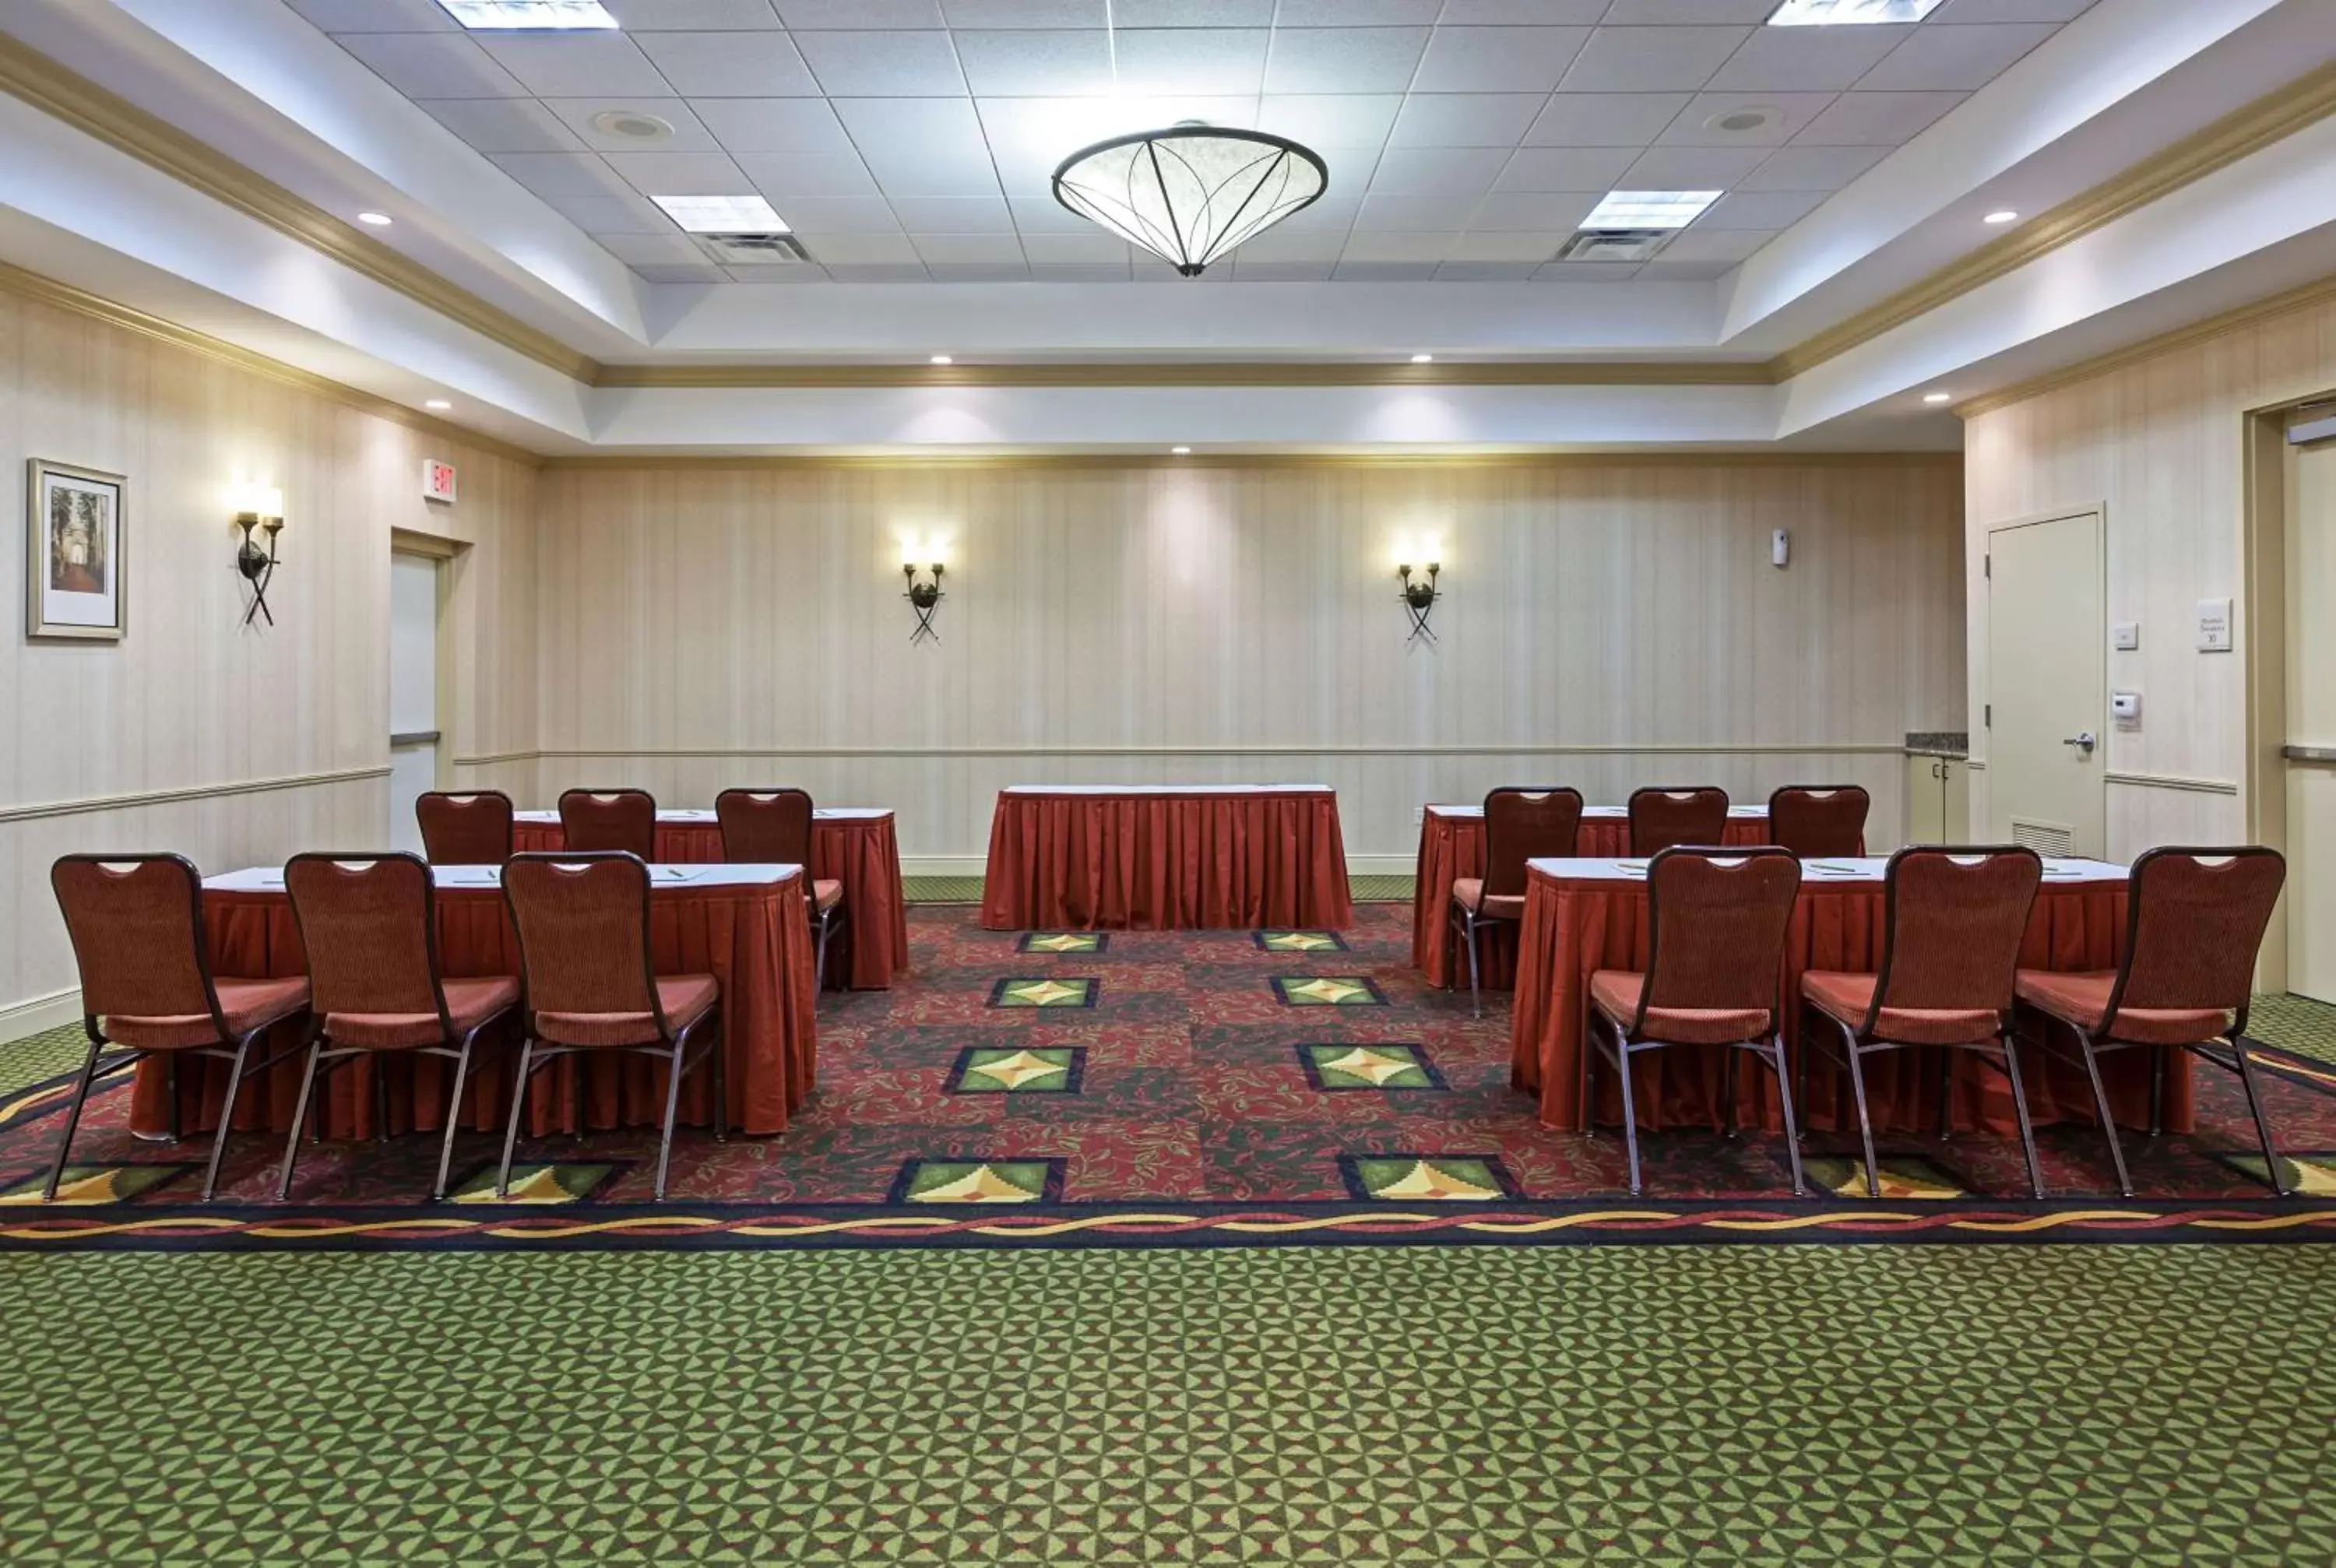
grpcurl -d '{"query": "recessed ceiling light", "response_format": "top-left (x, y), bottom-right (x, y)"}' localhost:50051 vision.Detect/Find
top-left (424, 399), bottom-right (453, 411)
top-left (1410, 353), bottom-right (1434, 364)
top-left (651, 194), bottom-right (789, 234)
top-left (1581, 191), bottom-right (1722, 230)
top-left (1983, 209), bottom-right (2020, 226)
top-left (1923, 392), bottom-right (1952, 405)
top-left (357, 211), bottom-right (392, 227)
top-left (1170, 446), bottom-right (1191, 455)
top-left (591, 110), bottom-right (674, 143)
top-left (1767, 0), bottom-right (1943, 24)
top-left (435, 0), bottom-right (618, 28)
top-left (930, 354), bottom-right (953, 365)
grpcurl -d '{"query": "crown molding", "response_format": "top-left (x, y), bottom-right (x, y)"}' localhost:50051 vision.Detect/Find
top-left (538, 450), bottom-right (1961, 473)
top-left (592, 358), bottom-right (1781, 389)
top-left (0, 33), bottom-right (600, 383)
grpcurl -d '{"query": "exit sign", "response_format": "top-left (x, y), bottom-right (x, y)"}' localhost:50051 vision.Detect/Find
top-left (422, 458), bottom-right (458, 504)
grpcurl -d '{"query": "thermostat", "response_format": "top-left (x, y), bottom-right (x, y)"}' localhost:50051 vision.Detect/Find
top-left (2111, 691), bottom-right (2142, 725)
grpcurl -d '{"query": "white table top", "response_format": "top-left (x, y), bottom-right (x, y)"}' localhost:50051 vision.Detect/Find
top-left (1525, 855), bottom-right (2128, 885)
top-left (1001, 783), bottom-right (1333, 796)
top-left (206, 863), bottom-right (802, 892)
top-left (514, 807), bottom-right (891, 822)
top-left (1428, 803), bottom-right (1767, 821)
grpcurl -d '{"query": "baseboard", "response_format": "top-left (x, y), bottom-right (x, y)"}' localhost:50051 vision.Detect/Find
top-left (0, 987), bottom-right (79, 1042)
top-left (902, 856), bottom-right (1418, 879)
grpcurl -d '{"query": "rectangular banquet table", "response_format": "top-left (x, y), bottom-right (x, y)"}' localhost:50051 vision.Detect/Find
top-left (980, 785), bottom-right (1353, 931)
top-left (510, 807), bottom-right (907, 989)
top-left (1413, 805), bottom-right (1773, 989)
top-left (131, 862), bottom-right (820, 1143)
top-left (1504, 856), bottom-right (2181, 1138)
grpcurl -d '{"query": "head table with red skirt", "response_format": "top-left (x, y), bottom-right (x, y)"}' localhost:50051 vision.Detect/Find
top-left (511, 807), bottom-right (907, 990)
top-left (1503, 855), bottom-right (2178, 1138)
top-left (129, 862), bottom-right (820, 1144)
top-left (980, 785), bottom-right (1353, 931)
top-left (1413, 804), bottom-right (1775, 990)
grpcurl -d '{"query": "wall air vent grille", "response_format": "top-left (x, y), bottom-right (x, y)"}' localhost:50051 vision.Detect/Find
top-left (2010, 818), bottom-right (2074, 857)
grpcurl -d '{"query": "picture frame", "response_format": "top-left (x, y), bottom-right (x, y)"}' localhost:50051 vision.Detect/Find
top-left (26, 459), bottom-right (127, 642)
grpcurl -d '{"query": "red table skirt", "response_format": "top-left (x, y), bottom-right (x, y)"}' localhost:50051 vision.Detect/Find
top-left (1505, 870), bottom-right (2183, 1137)
top-left (511, 817), bottom-right (909, 990)
top-left (981, 791), bottom-right (1353, 931)
top-left (131, 878), bottom-right (819, 1142)
top-left (1413, 813), bottom-right (1770, 990)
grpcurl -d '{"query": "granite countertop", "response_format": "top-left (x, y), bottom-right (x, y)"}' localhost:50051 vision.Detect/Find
top-left (1905, 732), bottom-right (1969, 759)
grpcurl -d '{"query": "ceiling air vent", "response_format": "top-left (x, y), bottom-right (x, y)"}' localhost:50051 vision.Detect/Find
top-left (692, 233), bottom-right (810, 265)
top-left (1556, 229), bottom-right (1673, 263)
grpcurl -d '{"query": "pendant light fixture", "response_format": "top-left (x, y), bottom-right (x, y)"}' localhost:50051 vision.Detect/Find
top-left (1052, 123), bottom-right (1328, 277)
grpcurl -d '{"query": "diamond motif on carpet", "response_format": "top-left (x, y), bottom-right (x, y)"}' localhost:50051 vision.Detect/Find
top-left (0, 1163), bottom-right (191, 1205)
top-left (947, 1046), bottom-right (1085, 1094)
top-left (892, 1158), bottom-right (1063, 1204)
top-left (1803, 1155), bottom-right (1966, 1201)
top-left (1272, 976), bottom-right (1386, 1006)
top-left (1341, 1155), bottom-right (1515, 1201)
top-left (1298, 1043), bottom-right (1445, 1091)
top-left (986, 976), bottom-right (1098, 1008)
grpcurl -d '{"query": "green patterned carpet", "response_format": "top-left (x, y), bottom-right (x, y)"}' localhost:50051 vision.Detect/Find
top-left (2, 1243), bottom-right (2333, 1564)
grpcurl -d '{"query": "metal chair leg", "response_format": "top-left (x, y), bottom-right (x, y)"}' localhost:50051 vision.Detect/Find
top-left (709, 1014), bottom-right (727, 1144)
top-left (1999, 1032), bottom-right (2045, 1201)
top-left (276, 1038), bottom-right (325, 1201)
top-left (814, 908), bottom-right (837, 993)
top-left (653, 1038), bottom-right (689, 1201)
top-left (433, 1034), bottom-right (480, 1203)
top-left (372, 1057), bottom-right (392, 1144)
top-left (201, 1032), bottom-right (260, 1202)
top-left (2148, 1045), bottom-right (2166, 1139)
top-left (1722, 1046), bottom-right (1740, 1139)
top-left (1462, 911), bottom-right (1484, 1020)
top-left (2072, 1026), bottom-right (2134, 1197)
top-left (43, 1032), bottom-right (111, 1201)
top-left (167, 1053), bottom-right (181, 1145)
top-left (1937, 1047), bottom-right (1954, 1140)
top-left (1611, 1027), bottom-right (1645, 1198)
top-left (2229, 1037), bottom-right (2289, 1197)
top-left (496, 1039), bottom-right (538, 1199)
top-left (1842, 1028), bottom-right (1882, 1200)
top-left (1768, 1036), bottom-right (1806, 1197)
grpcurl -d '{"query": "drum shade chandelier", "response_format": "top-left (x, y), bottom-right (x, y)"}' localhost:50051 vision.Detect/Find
top-left (1052, 124), bottom-right (1327, 277)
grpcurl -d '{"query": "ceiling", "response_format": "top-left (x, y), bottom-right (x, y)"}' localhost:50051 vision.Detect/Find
top-left (290, 0), bottom-right (2097, 287)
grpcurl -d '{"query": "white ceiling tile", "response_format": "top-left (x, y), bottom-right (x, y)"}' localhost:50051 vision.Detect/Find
top-left (1736, 142), bottom-right (1890, 189)
top-left (1220, 227), bottom-right (1346, 262)
top-left (488, 152), bottom-right (639, 198)
top-left (976, 96), bottom-right (1260, 194)
top-left (601, 0), bottom-right (783, 25)
top-left (416, 97), bottom-right (586, 153)
top-left (1112, 30), bottom-right (1268, 95)
top-left (734, 151), bottom-right (881, 196)
top-left (1655, 224), bottom-right (1775, 262)
top-left (1598, 0), bottom-right (1775, 19)
top-left (1022, 233), bottom-right (1132, 263)
top-left (594, 231), bottom-right (711, 265)
top-left (724, 262), bottom-right (832, 281)
top-left (823, 263), bottom-right (935, 280)
top-left (1027, 262), bottom-right (1135, 279)
top-left (1271, 0), bottom-right (1439, 19)
top-left (474, 34), bottom-right (672, 97)
top-left (1263, 29), bottom-right (1430, 93)
top-left (1791, 90), bottom-right (1965, 145)
top-left (1493, 145), bottom-right (1637, 191)
top-left (1354, 190), bottom-right (1483, 229)
top-left (1655, 92), bottom-right (1836, 146)
top-left (1616, 144), bottom-right (1767, 187)
top-left (1333, 260), bottom-right (1441, 279)
top-left (793, 32), bottom-right (966, 94)
top-left (633, 262), bottom-right (730, 283)
top-left (600, 150), bottom-right (756, 195)
top-left (1412, 27), bottom-right (1589, 93)
top-left (800, 232), bottom-right (923, 262)
top-left (1437, 0), bottom-right (1608, 19)
top-left (1930, 0), bottom-right (2093, 19)
top-left (1228, 260), bottom-right (1336, 279)
top-left (952, 30), bottom-right (1114, 96)
top-left (1447, 230), bottom-right (1566, 262)
top-left (926, 263), bottom-right (1033, 280)
top-left (1008, 196), bottom-right (1094, 232)
top-left (909, 234), bottom-right (1026, 263)
top-left (834, 98), bottom-right (1000, 195)
top-left (543, 98), bottom-right (723, 152)
top-left (631, 31), bottom-right (818, 95)
top-left (544, 192), bottom-right (678, 232)
top-left (1257, 95), bottom-right (1403, 148)
top-left (776, 1), bottom-right (944, 25)
top-left (1340, 231), bottom-right (1457, 262)
top-left (1386, 93), bottom-right (1547, 148)
top-left (1523, 91), bottom-right (1690, 146)
top-left (1113, 0), bottom-right (1274, 22)
top-left (1469, 190), bottom-right (1599, 229)
top-left (1696, 188), bottom-right (1825, 227)
top-left (1705, 26), bottom-right (1911, 93)
top-left (1557, 26), bottom-right (1750, 93)
top-left (943, 0), bottom-right (1107, 23)
top-left (889, 195), bottom-right (1015, 231)
top-left (336, 33), bottom-right (527, 98)
top-left (1857, 23), bottom-right (2059, 91)
top-left (779, 195), bottom-right (903, 229)
top-left (1434, 261), bottom-right (1539, 279)
top-left (288, 0), bottom-right (459, 30)
top-left (1533, 260), bottom-right (1640, 280)
top-left (1367, 146), bottom-right (1508, 193)
top-left (1265, 193), bottom-right (1362, 231)
top-left (1634, 256), bottom-right (1734, 280)
top-left (694, 98), bottom-right (855, 153)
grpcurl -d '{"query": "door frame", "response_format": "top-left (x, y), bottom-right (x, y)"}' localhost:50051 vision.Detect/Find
top-left (1981, 504), bottom-right (2107, 857)
top-left (389, 533), bottom-right (456, 792)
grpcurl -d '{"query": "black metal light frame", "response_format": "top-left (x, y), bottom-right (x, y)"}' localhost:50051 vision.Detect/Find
top-left (1051, 125), bottom-right (1329, 278)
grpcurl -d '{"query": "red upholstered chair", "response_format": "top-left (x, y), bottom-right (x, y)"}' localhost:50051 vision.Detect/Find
top-left (1448, 786), bottom-right (1583, 1019)
top-left (1628, 786), bottom-right (1730, 856)
top-left (1767, 785), bottom-right (1870, 858)
top-left (557, 788), bottom-right (657, 860)
top-left (415, 790), bottom-right (515, 865)
top-left (499, 853), bottom-right (723, 1201)
top-left (2014, 846), bottom-right (2288, 1196)
top-left (280, 854), bottom-right (519, 1201)
top-left (1799, 847), bottom-right (2044, 1199)
top-left (716, 787), bottom-right (843, 989)
top-left (1588, 846), bottom-right (1804, 1197)
top-left (47, 854), bottom-right (309, 1201)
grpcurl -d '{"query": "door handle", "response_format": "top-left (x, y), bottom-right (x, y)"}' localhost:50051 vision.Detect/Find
top-left (2062, 731), bottom-right (2097, 756)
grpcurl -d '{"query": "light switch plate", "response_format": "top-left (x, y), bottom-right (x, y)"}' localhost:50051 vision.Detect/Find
top-left (2112, 621), bottom-right (2140, 651)
top-left (2197, 598), bottom-right (2233, 652)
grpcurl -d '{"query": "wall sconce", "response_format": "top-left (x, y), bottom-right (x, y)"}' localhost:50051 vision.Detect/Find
top-left (901, 538), bottom-right (945, 643)
top-left (1395, 540), bottom-right (1441, 645)
top-left (231, 483), bottom-right (286, 628)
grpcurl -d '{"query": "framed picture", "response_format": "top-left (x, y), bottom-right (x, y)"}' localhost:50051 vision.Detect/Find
top-left (26, 459), bottom-right (126, 642)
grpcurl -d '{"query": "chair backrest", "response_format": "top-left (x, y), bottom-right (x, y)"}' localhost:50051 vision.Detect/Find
top-left (1638, 846), bottom-right (1801, 1028)
top-left (2106, 846), bottom-right (2285, 1026)
top-left (1482, 787), bottom-right (1583, 898)
top-left (416, 789), bottom-right (514, 865)
top-left (558, 788), bottom-right (657, 859)
top-left (51, 854), bottom-right (226, 1033)
top-left (501, 853), bottom-right (670, 1035)
top-left (1870, 846), bottom-right (2041, 1025)
top-left (283, 853), bottom-right (449, 1034)
top-left (1628, 786), bottom-right (1730, 856)
top-left (1767, 785), bottom-right (1870, 858)
top-left (716, 787), bottom-right (814, 865)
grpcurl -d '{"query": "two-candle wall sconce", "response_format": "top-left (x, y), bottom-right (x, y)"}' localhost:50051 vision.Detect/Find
top-left (231, 483), bottom-right (285, 628)
top-left (1395, 534), bottom-right (1442, 644)
top-left (900, 536), bottom-right (945, 642)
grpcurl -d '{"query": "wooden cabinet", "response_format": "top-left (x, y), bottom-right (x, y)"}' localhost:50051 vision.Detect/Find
top-left (1904, 754), bottom-right (1968, 846)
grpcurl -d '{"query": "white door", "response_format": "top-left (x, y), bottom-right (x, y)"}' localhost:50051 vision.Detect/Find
top-left (2286, 424), bottom-right (2336, 1002)
top-left (1986, 511), bottom-right (2106, 859)
top-left (389, 553), bottom-right (441, 855)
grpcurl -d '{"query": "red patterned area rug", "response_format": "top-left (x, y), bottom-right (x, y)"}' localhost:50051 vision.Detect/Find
top-left (3, 905), bottom-right (2334, 1252)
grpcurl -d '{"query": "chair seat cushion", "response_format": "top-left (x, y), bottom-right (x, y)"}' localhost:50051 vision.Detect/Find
top-left (1451, 878), bottom-right (1526, 921)
top-left (2014, 970), bottom-right (2232, 1046)
top-left (326, 976), bottom-right (521, 1049)
top-left (1589, 970), bottom-right (1771, 1046)
top-left (1801, 971), bottom-right (2004, 1046)
top-left (105, 976), bottom-right (311, 1049)
top-left (537, 975), bottom-right (719, 1048)
top-left (813, 878), bottom-right (843, 912)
